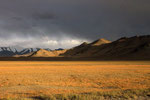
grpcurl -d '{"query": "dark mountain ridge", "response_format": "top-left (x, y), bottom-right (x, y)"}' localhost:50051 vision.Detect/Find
top-left (0, 35), bottom-right (150, 60)
top-left (62, 35), bottom-right (150, 59)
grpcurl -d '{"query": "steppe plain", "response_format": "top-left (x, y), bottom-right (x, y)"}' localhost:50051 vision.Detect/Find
top-left (0, 61), bottom-right (150, 100)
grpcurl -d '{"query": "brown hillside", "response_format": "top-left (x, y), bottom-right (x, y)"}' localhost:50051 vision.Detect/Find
top-left (15, 49), bottom-right (67, 57)
top-left (62, 35), bottom-right (150, 60)
top-left (90, 38), bottom-right (111, 46)
top-left (13, 35), bottom-right (150, 60)
top-left (14, 52), bottom-right (34, 57)
top-left (62, 38), bottom-right (111, 57)
top-left (31, 49), bottom-right (67, 57)
top-left (31, 49), bottom-right (56, 57)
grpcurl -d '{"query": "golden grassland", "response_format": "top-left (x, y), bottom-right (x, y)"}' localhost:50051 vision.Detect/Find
top-left (0, 61), bottom-right (150, 99)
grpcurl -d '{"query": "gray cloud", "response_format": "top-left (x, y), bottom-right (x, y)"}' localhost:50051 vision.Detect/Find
top-left (32, 12), bottom-right (56, 20)
top-left (0, 0), bottom-right (150, 49)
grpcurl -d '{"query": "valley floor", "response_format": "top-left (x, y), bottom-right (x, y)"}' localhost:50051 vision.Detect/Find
top-left (0, 61), bottom-right (150, 100)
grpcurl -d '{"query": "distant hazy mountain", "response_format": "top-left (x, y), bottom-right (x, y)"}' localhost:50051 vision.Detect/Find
top-left (10, 45), bottom-right (24, 52)
top-left (55, 48), bottom-right (64, 50)
top-left (0, 47), bottom-right (52, 57)
top-left (0, 47), bottom-right (16, 57)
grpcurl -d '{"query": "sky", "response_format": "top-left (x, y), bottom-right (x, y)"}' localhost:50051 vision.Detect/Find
top-left (0, 0), bottom-right (150, 49)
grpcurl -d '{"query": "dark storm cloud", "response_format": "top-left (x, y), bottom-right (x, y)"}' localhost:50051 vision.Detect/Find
top-left (32, 13), bottom-right (56, 20)
top-left (0, 0), bottom-right (150, 49)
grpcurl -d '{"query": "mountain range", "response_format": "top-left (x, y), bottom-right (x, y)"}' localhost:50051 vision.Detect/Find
top-left (62, 35), bottom-right (150, 60)
top-left (0, 47), bottom-right (52, 57)
top-left (0, 35), bottom-right (150, 60)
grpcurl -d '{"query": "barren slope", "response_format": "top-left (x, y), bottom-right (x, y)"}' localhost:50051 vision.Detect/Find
top-left (62, 35), bottom-right (150, 60)
top-left (28, 49), bottom-right (67, 57)
top-left (62, 38), bottom-right (111, 57)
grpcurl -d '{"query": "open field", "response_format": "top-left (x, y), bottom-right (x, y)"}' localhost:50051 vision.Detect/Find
top-left (0, 61), bottom-right (150, 100)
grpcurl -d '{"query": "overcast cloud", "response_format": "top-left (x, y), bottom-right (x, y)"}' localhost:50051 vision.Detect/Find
top-left (0, 0), bottom-right (150, 49)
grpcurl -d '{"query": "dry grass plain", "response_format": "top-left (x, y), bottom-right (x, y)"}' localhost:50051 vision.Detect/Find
top-left (0, 61), bottom-right (150, 100)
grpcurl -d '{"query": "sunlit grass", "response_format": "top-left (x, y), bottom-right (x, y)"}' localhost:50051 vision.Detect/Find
top-left (0, 61), bottom-right (150, 99)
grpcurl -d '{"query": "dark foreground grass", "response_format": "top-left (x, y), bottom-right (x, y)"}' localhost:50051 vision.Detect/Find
top-left (2, 89), bottom-right (150, 100)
